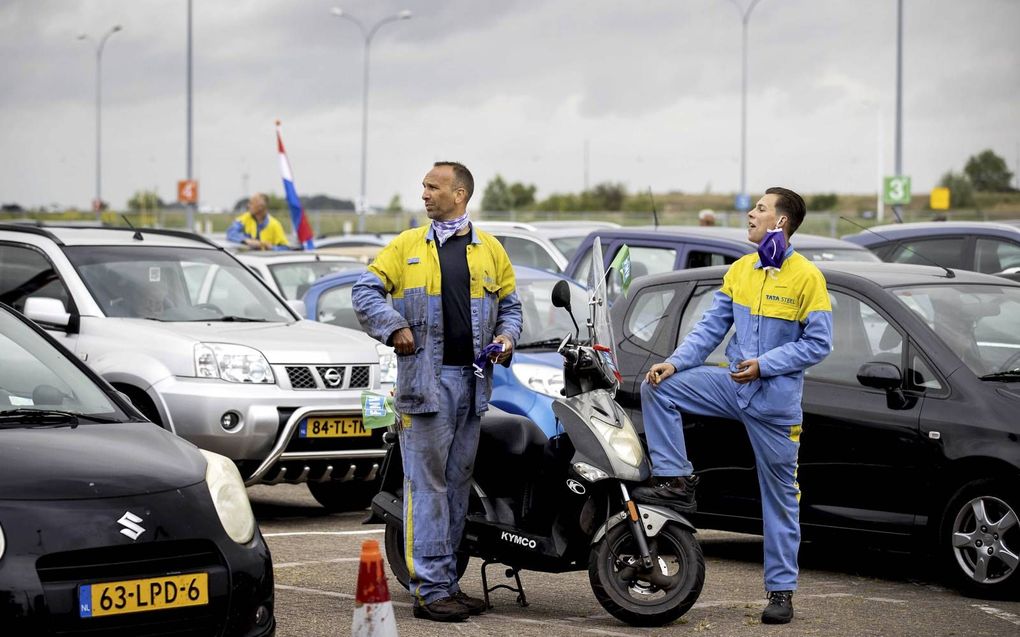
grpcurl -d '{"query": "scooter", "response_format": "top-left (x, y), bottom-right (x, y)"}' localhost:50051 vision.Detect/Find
top-left (369, 239), bottom-right (704, 626)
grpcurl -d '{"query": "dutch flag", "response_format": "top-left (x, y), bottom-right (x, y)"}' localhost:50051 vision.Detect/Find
top-left (277, 121), bottom-right (315, 250)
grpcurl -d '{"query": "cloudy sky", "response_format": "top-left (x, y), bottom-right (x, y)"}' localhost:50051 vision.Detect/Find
top-left (2, 0), bottom-right (1017, 212)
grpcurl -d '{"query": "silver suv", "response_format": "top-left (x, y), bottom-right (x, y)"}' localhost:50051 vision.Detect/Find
top-left (0, 224), bottom-right (387, 510)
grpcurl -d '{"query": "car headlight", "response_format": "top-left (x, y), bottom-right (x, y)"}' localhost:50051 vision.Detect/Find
top-left (194, 343), bottom-right (275, 384)
top-left (511, 363), bottom-right (564, 398)
top-left (200, 449), bottom-right (256, 544)
top-left (0, 522), bottom-right (5, 561)
top-left (591, 416), bottom-right (643, 468)
top-left (377, 344), bottom-right (397, 385)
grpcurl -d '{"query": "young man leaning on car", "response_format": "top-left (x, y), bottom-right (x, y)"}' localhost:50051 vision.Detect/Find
top-left (633, 187), bottom-right (833, 625)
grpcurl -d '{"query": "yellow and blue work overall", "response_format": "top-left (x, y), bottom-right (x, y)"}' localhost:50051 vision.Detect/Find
top-left (351, 224), bottom-right (522, 606)
top-left (641, 247), bottom-right (832, 592)
top-left (225, 211), bottom-right (290, 249)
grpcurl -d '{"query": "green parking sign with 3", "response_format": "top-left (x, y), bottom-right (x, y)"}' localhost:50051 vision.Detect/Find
top-left (883, 176), bottom-right (911, 205)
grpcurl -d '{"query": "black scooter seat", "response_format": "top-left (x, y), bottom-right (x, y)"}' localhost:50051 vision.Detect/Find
top-left (480, 410), bottom-right (548, 456)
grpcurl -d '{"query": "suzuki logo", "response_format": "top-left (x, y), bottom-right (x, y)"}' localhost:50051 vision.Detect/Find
top-left (117, 511), bottom-right (146, 541)
top-left (566, 479), bottom-right (586, 495)
top-left (322, 368), bottom-right (342, 387)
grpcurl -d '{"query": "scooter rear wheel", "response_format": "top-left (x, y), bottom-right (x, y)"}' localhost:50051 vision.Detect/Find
top-left (383, 524), bottom-right (471, 589)
top-left (589, 521), bottom-right (704, 627)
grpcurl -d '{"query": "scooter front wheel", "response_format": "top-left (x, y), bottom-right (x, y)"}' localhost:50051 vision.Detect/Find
top-left (383, 524), bottom-right (471, 589)
top-left (588, 521), bottom-right (704, 627)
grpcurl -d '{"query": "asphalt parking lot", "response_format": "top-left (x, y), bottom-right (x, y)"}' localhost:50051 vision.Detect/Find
top-left (251, 484), bottom-right (1020, 637)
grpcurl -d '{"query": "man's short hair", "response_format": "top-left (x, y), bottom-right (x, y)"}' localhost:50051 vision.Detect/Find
top-left (765, 186), bottom-right (806, 235)
top-left (434, 161), bottom-right (474, 202)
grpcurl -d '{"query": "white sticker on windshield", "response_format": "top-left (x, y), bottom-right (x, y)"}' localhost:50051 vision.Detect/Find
top-left (149, 267), bottom-right (161, 282)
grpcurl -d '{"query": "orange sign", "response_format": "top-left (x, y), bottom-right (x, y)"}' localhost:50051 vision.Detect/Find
top-left (177, 180), bottom-right (198, 204)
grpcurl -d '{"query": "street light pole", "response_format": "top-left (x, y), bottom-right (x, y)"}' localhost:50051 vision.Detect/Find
top-left (892, 0), bottom-right (905, 223)
top-left (78, 25), bottom-right (122, 221)
top-left (727, 0), bottom-right (763, 209)
top-left (330, 7), bottom-right (412, 233)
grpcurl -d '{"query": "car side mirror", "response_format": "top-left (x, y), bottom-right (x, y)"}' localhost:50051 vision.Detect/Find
top-left (286, 299), bottom-right (307, 318)
top-left (23, 297), bottom-right (72, 330)
top-left (857, 361), bottom-right (915, 410)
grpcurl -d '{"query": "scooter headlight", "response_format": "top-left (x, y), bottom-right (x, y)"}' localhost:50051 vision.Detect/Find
top-left (590, 416), bottom-right (643, 468)
top-left (201, 450), bottom-right (256, 544)
top-left (512, 363), bottom-right (564, 398)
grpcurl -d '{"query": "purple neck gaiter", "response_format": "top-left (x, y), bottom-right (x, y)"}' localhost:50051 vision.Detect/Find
top-left (757, 227), bottom-right (788, 274)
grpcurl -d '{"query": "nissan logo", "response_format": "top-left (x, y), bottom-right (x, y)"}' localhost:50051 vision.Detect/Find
top-left (322, 368), bottom-right (342, 387)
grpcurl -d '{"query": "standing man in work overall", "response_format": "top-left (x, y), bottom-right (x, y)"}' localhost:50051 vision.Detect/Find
top-left (632, 187), bottom-right (832, 625)
top-left (352, 161), bottom-right (523, 623)
top-left (226, 193), bottom-right (290, 250)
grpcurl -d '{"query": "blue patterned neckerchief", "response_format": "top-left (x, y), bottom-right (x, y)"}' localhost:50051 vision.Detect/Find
top-left (431, 212), bottom-right (469, 246)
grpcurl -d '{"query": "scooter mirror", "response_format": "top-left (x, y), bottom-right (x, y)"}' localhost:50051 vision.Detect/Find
top-left (550, 279), bottom-right (572, 310)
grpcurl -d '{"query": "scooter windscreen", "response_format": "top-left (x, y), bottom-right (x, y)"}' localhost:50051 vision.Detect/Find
top-left (587, 237), bottom-right (621, 396)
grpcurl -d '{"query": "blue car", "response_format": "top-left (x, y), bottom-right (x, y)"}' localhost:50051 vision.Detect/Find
top-left (842, 221), bottom-right (1020, 275)
top-left (302, 266), bottom-right (585, 437)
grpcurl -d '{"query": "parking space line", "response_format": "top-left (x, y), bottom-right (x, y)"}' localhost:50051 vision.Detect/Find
top-left (275, 557), bottom-right (361, 568)
top-left (971, 604), bottom-right (1020, 627)
top-left (263, 529), bottom-right (385, 538)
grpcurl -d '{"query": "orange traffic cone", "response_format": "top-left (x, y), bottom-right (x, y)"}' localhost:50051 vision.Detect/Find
top-left (352, 539), bottom-right (398, 637)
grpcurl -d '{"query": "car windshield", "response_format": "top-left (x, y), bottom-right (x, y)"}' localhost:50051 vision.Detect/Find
top-left (0, 309), bottom-right (127, 422)
top-left (516, 275), bottom-right (589, 347)
top-left (65, 246), bottom-right (295, 322)
top-left (892, 283), bottom-right (1020, 377)
top-left (800, 248), bottom-right (880, 263)
top-left (550, 236), bottom-right (584, 260)
top-left (268, 260), bottom-right (361, 299)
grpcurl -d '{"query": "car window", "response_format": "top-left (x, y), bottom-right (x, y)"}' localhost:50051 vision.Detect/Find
top-left (550, 236), bottom-right (583, 260)
top-left (675, 284), bottom-right (731, 365)
top-left (0, 245), bottom-right (71, 313)
top-left (0, 310), bottom-right (125, 419)
top-left (889, 238), bottom-right (967, 270)
top-left (687, 251), bottom-right (739, 269)
top-left (268, 261), bottom-right (361, 300)
top-left (801, 248), bottom-right (880, 263)
top-left (909, 348), bottom-right (943, 391)
top-left (806, 291), bottom-right (903, 386)
top-left (607, 246), bottom-right (678, 297)
top-left (517, 276), bottom-right (588, 345)
top-left (626, 285), bottom-right (677, 344)
top-left (316, 284), bottom-right (362, 330)
top-left (66, 246), bottom-right (294, 322)
top-left (893, 284), bottom-right (1020, 377)
top-left (975, 239), bottom-right (1020, 273)
top-left (498, 236), bottom-right (561, 273)
top-left (573, 246), bottom-right (594, 283)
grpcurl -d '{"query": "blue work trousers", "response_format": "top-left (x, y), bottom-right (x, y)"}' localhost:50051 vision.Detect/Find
top-left (641, 365), bottom-right (801, 592)
top-left (400, 365), bottom-right (481, 605)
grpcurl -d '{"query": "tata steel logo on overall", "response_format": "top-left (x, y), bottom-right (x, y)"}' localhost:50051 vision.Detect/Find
top-left (322, 368), bottom-right (342, 387)
top-left (117, 511), bottom-right (146, 540)
top-left (500, 531), bottom-right (537, 550)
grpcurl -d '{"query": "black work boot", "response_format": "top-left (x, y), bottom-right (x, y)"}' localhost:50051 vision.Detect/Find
top-left (452, 590), bottom-right (487, 615)
top-left (761, 590), bottom-right (794, 624)
top-left (412, 596), bottom-right (469, 622)
top-left (630, 475), bottom-right (699, 512)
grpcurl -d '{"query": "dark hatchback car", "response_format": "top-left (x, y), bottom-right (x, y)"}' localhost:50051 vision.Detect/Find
top-left (842, 221), bottom-right (1020, 275)
top-left (610, 262), bottom-right (1020, 598)
top-left (0, 303), bottom-right (274, 635)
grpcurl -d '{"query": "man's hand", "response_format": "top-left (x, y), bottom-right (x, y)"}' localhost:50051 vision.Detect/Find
top-left (645, 362), bottom-right (676, 386)
top-left (730, 359), bottom-right (760, 384)
top-left (492, 334), bottom-right (513, 364)
top-left (243, 238), bottom-right (261, 249)
top-left (391, 327), bottom-right (416, 355)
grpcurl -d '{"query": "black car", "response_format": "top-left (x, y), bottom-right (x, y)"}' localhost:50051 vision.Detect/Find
top-left (0, 303), bottom-right (274, 635)
top-left (610, 262), bottom-right (1020, 598)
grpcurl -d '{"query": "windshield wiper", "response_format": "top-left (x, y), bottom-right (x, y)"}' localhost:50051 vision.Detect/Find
top-left (0, 408), bottom-right (121, 425)
top-left (516, 338), bottom-right (567, 350)
top-left (179, 315), bottom-right (268, 322)
top-left (979, 369), bottom-right (1020, 381)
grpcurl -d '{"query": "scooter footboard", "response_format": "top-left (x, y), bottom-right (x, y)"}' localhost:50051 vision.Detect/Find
top-left (370, 490), bottom-right (403, 528)
top-left (592, 504), bottom-right (696, 544)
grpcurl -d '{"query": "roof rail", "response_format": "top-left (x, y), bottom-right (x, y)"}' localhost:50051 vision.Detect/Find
top-left (0, 223), bottom-right (65, 246)
top-left (0, 224), bottom-right (222, 249)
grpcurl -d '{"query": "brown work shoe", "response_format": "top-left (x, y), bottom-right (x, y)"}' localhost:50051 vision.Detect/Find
top-left (412, 596), bottom-right (469, 622)
top-left (631, 475), bottom-right (699, 512)
top-left (452, 591), bottom-right (487, 615)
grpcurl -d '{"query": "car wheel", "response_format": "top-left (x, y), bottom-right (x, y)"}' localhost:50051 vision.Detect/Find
top-left (307, 480), bottom-right (376, 512)
top-left (940, 479), bottom-right (1020, 599)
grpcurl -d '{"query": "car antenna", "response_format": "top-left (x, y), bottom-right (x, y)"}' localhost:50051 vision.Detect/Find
top-left (840, 216), bottom-right (954, 278)
top-left (120, 215), bottom-right (144, 241)
top-left (648, 188), bottom-right (659, 228)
